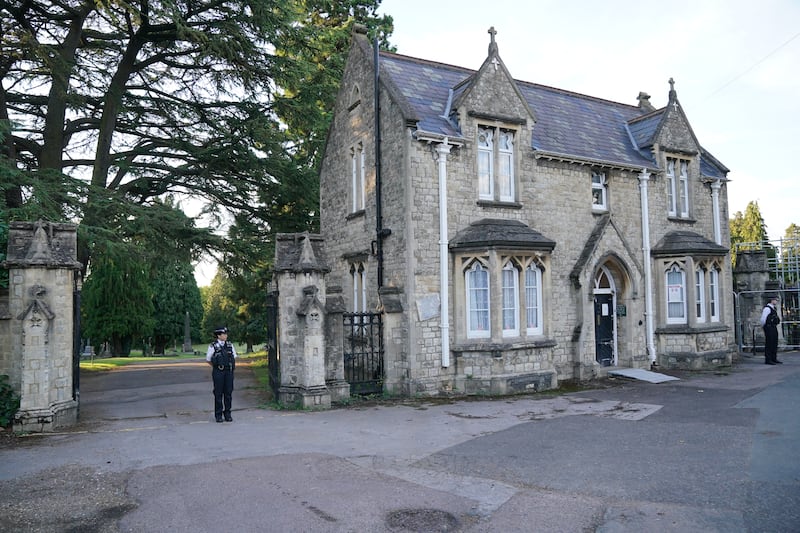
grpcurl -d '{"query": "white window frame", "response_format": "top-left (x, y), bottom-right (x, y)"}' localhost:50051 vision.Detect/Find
top-left (666, 158), bottom-right (677, 216)
top-left (592, 171), bottom-right (608, 211)
top-left (498, 131), bottom-right (515, 202)
top-left (466, 261), bottom-right (491, 338)
top-left (459, 254), bottom-right (547, 341)
top-left (666, 264), bottom-right (687, 324)
top-left (501, 261), bottom-right (519, 337)
top-left (709, 267), bottom-right (720, 322)
top-left (351, 143), bottom-right (365, 213)
top-left (525, 262), bottom-right (543, 335)
top-left (679, 160), bottom-right (689, 217)
top-left (695, 267), bottom-right (706, 323)
top-left (477, 126), bottom-right (515, 202)
top-left (666, 157), bottom-right (690, 218)
top-left (477, 127), bottom-right (494, 200)
top-left (350, 262), bottom-right (367, 313)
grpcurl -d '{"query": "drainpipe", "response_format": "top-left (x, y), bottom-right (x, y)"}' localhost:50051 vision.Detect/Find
top-left (374, 37), bottom-right (388, 288)
top-left (436, 140), bottom-right (452, 367)
top-left (639, 169), bottom-right (657, 363)
top-left (710, 179), bottom-right (722, 245)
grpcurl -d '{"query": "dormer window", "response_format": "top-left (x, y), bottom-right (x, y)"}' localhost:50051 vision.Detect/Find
top-left (591, 171), bottom-right (607, 211)
top-left (477, 126), bottom-right (515, 202)
top-left (666, 157), bottom-right (690, 218)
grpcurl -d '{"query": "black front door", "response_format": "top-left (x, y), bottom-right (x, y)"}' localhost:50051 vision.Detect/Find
top-left (594, 294), bottom-right (614, 366)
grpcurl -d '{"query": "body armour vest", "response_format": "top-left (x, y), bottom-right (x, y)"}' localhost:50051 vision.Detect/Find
top-left (765, 306), bottom-right (781, 328)
top-left (212, 341), bottom-right (235, 369)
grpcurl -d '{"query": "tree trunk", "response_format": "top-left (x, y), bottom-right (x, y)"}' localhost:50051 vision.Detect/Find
top-left (153, 336), bottom-right (168, 356)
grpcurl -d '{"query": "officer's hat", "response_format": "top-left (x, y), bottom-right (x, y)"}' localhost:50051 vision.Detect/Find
top-left (213, 326), bottom-right (229, 336)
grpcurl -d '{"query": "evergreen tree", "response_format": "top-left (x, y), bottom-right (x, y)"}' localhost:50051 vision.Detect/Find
top-left (201, 272), bottom-right (239, 346)
top-left (1, 1), bottom-right (394, 349)
top-left (1, 0), bottom-right (393, 276)
top-left (780, 223), bottom-right (800, 287)
top-left (81, 247), bottom-right (155, 356)
top-left (150, 257), bottom-right (203, 355)
top-left (730, 201), bottom-right (772, 266)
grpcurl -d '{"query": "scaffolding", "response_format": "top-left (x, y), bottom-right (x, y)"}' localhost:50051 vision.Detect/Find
top-left (734, 236), bottom-right (800, 351)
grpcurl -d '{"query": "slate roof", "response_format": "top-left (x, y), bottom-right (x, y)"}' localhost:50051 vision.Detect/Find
top-left (449, 219), bottom-right (556, 251)
top-left (651, 231), bottom-right (729, 257)
top-left (627, 112), bottom-right (663, 150)
top-left (378, 50), bottom-right (728, 178)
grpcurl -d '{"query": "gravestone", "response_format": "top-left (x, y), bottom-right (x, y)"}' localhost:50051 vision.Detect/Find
top-left (81, 338), bottom-right (95, 358)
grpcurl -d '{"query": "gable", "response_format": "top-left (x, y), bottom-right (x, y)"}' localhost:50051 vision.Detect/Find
top-left (450, 36), bottom-right (536, 128)
top-left (653, 101), bottom-right (700, 155)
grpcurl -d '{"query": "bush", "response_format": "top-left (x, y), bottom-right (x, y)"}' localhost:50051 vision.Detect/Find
top-left (0, 375), bottom-right (20, 427)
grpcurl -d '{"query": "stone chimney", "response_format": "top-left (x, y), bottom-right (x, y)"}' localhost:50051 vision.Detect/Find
top-left (637, 91), bottom-right (655, 112)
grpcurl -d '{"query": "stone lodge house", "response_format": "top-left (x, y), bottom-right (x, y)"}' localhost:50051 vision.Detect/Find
top-left (317, 27), bottom-right (733, 396)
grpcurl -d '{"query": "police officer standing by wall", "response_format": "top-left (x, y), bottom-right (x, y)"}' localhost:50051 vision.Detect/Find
top-left (206, 326), bottom-right (238, 422)
top-left (760, 296), bottom-right (782, 365)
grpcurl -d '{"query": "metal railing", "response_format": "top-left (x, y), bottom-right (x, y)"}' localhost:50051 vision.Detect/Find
top-left (734, 288), bottom-right (800, 353)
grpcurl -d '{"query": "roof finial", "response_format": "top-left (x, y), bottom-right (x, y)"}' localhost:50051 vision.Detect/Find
top-left (488, 26), bottom-right (498, 55)
top-left (668, 77), bottom-right (678, 107)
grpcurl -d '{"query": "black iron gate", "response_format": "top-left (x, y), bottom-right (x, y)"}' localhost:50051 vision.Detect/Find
top-left (343, 312), bottom-right (383, 395)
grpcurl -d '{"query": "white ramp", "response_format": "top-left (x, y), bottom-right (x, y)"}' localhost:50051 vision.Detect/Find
top-left (609, 368), bottom-right (680, 383)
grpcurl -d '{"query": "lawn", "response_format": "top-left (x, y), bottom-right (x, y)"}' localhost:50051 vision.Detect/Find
top-left (80, 343), bottom-right (266, 372)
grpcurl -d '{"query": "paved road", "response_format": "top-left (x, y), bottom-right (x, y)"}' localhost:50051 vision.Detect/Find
top-left (1, 354), bottom-right (799, 532)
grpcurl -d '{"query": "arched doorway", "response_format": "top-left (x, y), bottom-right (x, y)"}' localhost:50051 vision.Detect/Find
top-left (593, 265), bottom-right (617, 366)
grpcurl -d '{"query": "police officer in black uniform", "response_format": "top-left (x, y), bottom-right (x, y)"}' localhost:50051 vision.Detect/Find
top-left (760, 296), bottom-right (782, 365)
top-left (206, 326), bottom-right (237, 422)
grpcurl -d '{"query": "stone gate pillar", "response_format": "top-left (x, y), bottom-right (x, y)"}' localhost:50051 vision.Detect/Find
top-left (379, 286), bottom-right (407, 396)
top-left (274, 233), bottom-right (332, 409)
top-left (324, 285), bottom-right (350, 401)
top-left (733, 249), bottom-right (782, 351)
top-left (3, 221), bottom-right (82, 432)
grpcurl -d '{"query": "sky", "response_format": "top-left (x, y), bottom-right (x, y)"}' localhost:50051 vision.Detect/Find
top-left (196, 0), bottom-right (799, 285)
top-left (375, 0), bottom-right (800, 237)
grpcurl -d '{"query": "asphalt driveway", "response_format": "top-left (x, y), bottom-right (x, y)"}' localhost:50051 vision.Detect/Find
top-left (1, 354), bottom-right (799, 532)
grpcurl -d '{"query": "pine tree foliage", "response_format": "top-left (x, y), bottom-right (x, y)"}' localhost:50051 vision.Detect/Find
top-left (0, 0), bottom-right (392, 273)
top-left (81, 246), bottom-right (155, 356)
top-left (780, 223), bottom-right (800, 287)
top-left (730, 201), bottom-right (769, 247)
top-left (150, 257), bottom-right (203, 354)
top-left (1, 0), bottom-right (393, 349)
top-left (730, 201), bottom-right (774, 266)
top-left (201, 271), bottom-right (238, 345)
